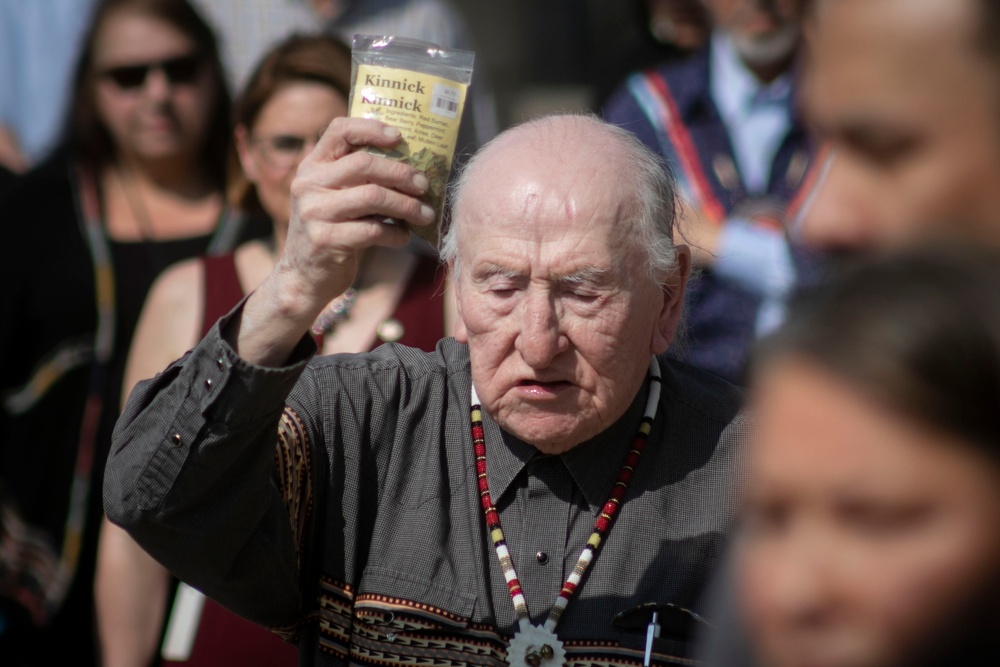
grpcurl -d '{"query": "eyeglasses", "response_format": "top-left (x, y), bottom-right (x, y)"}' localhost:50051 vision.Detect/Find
top-left (250, 133), bottom-right (323, 170)
top-left (100, 54), bottom-right (204, 90)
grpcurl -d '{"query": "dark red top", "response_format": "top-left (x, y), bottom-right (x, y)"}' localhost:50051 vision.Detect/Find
top-left (200, 252), bottom-right (447, 349)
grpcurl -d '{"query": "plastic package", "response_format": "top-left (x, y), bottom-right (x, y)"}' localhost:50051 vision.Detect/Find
top-left (349, 34), bottom-right (475, 245)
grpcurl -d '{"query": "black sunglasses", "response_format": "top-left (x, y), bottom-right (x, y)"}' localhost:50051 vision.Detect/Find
top-left (100, 54), bottom-right (204, 90)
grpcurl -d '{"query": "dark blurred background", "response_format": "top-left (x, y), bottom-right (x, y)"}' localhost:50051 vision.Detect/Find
top-left (449, 0), bottom-right (696, 129)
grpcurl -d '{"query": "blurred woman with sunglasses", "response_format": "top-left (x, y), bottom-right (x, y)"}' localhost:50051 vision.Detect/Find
top-left (0, 1), bottom-right (253, 664)
top-left (729, 244), bottom-right (1000, 667)
top-left (94, 33), bottom-right (455, 666)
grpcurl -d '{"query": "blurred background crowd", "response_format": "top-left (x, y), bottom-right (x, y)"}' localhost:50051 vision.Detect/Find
top-left (2, 0), bottom-right (1000, 666)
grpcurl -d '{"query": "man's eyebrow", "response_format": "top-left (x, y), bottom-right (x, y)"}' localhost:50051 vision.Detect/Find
top-left (472, 263), bottom-right (522, 280)
top-left (558, 266), bottom-right (614, 285)
top-left (471, 263), bottom-right (614, 285)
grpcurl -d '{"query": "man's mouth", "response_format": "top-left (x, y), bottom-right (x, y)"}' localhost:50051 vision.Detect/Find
top-left (515, 379), bottom-right (572, 397)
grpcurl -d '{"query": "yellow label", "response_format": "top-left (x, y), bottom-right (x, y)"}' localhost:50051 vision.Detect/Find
top-left (350, 64), bottom-right (467, 170)
top-left (349, 64), bottom-right (469, 244)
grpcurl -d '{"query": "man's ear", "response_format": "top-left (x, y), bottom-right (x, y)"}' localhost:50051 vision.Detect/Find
top-left (450, 261), bottom-right (469, 343)
top-left (651, 244), bottom-right (691, 355)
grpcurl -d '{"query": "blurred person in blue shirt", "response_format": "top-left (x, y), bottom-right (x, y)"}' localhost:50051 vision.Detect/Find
top-left (604, 0), bottom-right (823, 384)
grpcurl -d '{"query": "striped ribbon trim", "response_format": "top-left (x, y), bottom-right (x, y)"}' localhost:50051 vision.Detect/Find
top-left (471, 357), bottom-right (662, 635)
top-left (1, 165), bottom-right (119, 626)
top-left (2, 339), bottom-right (94, 415)
top-left (786, 143), bottom-right (832, 233)
top-left (43, 165), bottom-right (118, 621)
top-left (628, 71), bottom-right (727, 226)
top-left (630, 69), bottom-right (819, 238)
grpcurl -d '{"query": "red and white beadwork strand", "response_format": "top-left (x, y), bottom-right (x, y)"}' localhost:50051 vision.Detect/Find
top-left (470, 357), bottom-right (662, 635)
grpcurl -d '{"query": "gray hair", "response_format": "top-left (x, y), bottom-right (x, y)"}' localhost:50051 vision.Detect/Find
top-left (439, 114), bottom-right (680, 287)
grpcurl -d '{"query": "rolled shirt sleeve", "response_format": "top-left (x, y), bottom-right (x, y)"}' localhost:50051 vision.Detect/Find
top-left (103, 301), bottom-right (316, 628)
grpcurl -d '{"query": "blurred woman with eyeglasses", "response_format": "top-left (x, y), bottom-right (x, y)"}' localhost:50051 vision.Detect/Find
top-left (0, 0), bottom-right (255, 664)
top-left (94, 32), bottom-right (456, 667)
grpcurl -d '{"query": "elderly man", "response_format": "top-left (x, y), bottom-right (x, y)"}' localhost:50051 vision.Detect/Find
top-left (604, 0), bottom-right (823, 383)
top-left (104, 114), bottom-right (748, 667)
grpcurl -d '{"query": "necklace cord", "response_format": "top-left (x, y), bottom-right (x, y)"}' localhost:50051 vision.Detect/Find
top-left (470, 357), bottom-right (662, 636)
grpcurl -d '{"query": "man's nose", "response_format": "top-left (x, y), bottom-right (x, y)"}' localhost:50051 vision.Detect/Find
top-left (515, 289), bottom-right (567, 368)
top-left (796, 151), bottom-right (875, 253)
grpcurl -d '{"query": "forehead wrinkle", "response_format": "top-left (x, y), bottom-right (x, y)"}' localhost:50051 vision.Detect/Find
top-left (455, 117), bottom-right (641, 273)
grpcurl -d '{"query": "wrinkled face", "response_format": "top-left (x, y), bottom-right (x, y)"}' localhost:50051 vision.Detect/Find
top-left (702, 0), bottom-right (804, 65)
top-left (453, 130), bottom-right (686, 454)
top-left (800, 0), bottom-right (1000, 250)
top-left (738, 357), bottom-right (1000, 667)
top-left (237, 82), bottom-right (347, 227)
top-left (92, 9), bottom-right (216, 164)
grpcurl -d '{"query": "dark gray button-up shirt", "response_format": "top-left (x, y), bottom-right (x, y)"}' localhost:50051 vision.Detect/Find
top-left (105, 311), bottom-right (750, 667)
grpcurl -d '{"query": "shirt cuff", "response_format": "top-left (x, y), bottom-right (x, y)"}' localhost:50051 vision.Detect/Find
top-left (714, 218), bottom-right (796, 297)
top-left (217, 294), bottom-right (318, 368)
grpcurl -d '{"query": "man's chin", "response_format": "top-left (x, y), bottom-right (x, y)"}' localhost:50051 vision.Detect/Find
top-left (493, 410), bottom-right (592, 455)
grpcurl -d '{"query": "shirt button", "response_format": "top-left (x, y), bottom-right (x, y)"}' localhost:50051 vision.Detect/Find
top-left (536, 551), bottom-right (548, 565)
top-left (170, 433), bottom-right (182, 446)
top-left (216, 357), bottom-right (225, 369)
top-left (204, 378), bottom-right (213, 390)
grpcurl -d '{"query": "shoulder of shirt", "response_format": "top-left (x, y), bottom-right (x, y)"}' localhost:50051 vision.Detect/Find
top-left (656, 355), bottom-right (748, 426)
top-left (302, 337), bottom-right (469, 381)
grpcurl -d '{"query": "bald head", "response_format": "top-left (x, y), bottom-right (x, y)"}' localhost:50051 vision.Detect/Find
top-left (441, 114), bottom-right (680, 284)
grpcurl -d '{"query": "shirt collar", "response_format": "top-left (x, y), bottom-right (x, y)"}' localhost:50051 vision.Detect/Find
top-left (710, 32), bottom-right (792, 121)
top-left (484, 379), bottom-right (651, 515)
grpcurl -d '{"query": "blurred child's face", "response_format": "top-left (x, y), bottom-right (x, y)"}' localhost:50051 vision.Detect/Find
top-left (738, 356), bottom-right (1000, 667)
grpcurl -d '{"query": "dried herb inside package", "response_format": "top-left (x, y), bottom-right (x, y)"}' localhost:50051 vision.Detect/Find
top-left (349, 35), bottom-right (475, 246)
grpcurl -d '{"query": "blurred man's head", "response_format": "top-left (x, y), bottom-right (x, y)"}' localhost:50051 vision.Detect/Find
top-left (800, 0), bottom-right (1000, 250)
top-left (702, 0), bottom-right (807, 75)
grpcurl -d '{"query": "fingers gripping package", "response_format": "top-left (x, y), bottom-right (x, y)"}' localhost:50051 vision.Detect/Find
top-left (349, 34), bottom-right (475, 246)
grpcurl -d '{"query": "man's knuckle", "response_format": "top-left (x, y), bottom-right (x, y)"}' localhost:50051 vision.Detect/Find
top-left (290, 176), bottom-right (310, 199)
top-left (359, 151), bottom-right (379, 175)
top-left (360, 184), bottom-right (387, 209)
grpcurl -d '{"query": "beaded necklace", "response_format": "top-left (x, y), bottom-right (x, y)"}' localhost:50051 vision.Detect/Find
top-left (470, 357), bottom-right (662, 667)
